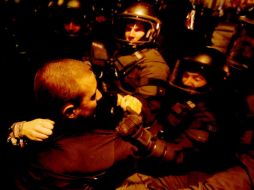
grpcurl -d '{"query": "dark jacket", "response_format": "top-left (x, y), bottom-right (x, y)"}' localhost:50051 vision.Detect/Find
top-left (15, 127), bottom-right (139, 190)
top-left (111, 47), bottom-right (170, 127)
top-left (142, 88), bottom-right (240, 175)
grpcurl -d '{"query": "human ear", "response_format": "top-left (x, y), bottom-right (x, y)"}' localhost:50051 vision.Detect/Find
top-left (62, 103), bottom-right (79, 119)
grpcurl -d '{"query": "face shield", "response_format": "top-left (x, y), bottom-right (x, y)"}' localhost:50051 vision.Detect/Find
top-left (227, 7), bottom-right (254, 72)
top-left (169, 47), bottom-right (226, 95)
top-left (50, 0), bottom-right (95, 38)
top-left (61, 8), bottom-right (95, 38)
top-left (169, 59), bottom-right (210, 95)
top-left (227, 24), bottom-right (254, 71)
top-left (113, 16), bottom-right (158, 46)
top-left (113, 2), bottom-right (161, 48)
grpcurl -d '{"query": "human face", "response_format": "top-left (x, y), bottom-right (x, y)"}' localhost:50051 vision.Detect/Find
top-left (78, 74), bottom-right (102, 118)
top-left (125, 22), bottom-right (145, 43)
top-left (64, 20), bottom-right (81, 35)
top-left (182, 71), bottom-right (207, 88)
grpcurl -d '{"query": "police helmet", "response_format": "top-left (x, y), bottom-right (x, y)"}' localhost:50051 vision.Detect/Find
top-left (227, 5), bottom-right (254, 72)
top-left (169, 47), bottom-right (227, 94)
top-left (113, 2), bottom-right (161, 48)
top-left (49, 0), bottom-right (95, 38)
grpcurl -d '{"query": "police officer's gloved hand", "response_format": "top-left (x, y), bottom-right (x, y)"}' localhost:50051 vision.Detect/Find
top-left (116, 114), bottom-right (156, 155)
top-left (116, 114), bottom-right (175, 160)
top-left (116, 114), bottom-right (153, 155)
top-left (116, 114), bottom-right (143, 136)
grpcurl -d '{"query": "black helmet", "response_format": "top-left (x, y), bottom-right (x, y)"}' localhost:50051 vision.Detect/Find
top-left (169, 47), bottom-right (227, 95)
top-left (227, 5), bottom-right (254, 71)
top-left (113, 2), bottom-right (161, 48)
top-left (48, 0), bottom-right (95, 38)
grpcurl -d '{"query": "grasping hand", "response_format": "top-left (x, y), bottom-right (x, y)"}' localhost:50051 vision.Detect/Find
top-left (117, 94), bottom-right (142, 115)
top-left (20, 118), bottom-right (55, 141)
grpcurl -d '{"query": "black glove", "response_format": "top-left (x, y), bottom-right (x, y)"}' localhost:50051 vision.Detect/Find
top-left (116, 114), bottom-right (142, 136)
top-left (116, 115), bottom-right (174, 160)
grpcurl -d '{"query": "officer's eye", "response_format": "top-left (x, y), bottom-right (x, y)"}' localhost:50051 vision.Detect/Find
top-left (194, 76), bottom-right (202, 81)
top-left (126, 26), bottom-right (132, 31)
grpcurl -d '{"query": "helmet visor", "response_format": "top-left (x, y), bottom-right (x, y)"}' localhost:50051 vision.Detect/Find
top-left (227, 24), bottom-right (254, 71)
top-left (169, 59), bottom-right (209, 94)
top-left (113, 16), bottom-right (155, 45)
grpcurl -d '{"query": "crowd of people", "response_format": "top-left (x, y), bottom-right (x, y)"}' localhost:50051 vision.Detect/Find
top-left (0, 0), bottom-right (253, 189)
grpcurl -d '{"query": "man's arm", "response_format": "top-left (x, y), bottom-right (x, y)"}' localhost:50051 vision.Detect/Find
top-left (7, 118), bottom-right (54, 147)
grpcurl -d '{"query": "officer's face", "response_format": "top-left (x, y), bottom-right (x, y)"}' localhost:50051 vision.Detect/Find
top-left (230, 36), bottom-right (254, 64)
top-left (64, 20), bottom-right (81, 36)
top-left (125, 23), bottom-right (145, 43)
top-left (182, 71), bottom-right (207, 88)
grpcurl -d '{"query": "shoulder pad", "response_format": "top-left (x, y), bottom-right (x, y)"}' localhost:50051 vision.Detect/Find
top-left (91, 41), bottom-right (109, 61)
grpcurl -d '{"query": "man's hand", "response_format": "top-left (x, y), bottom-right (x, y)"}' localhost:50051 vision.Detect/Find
top-left (117, 94), bottom-right (142, 115)
top-left (20, 119), bottom-right (55, 141)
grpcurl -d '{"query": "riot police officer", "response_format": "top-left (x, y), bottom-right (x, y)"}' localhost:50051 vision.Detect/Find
top-left (226, 5), bottom-right (254, 91)
top-left (115, 47), bottom-right (240, 189)
top-left (44, 0), bottom-right (96, 61)
top-left (101, 2), bottom-right (170, 127)
top-left (225, 6), bottom-right (254, 160)
top-left (177, 7), bottom-right (254, 190)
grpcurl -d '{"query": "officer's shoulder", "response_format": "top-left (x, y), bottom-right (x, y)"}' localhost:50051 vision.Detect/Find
top-left (140, 48), bottom-right (165, 59)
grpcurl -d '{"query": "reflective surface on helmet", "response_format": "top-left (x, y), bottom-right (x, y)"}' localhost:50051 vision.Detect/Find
top-left (169, 47), bottom-right (226, 94)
